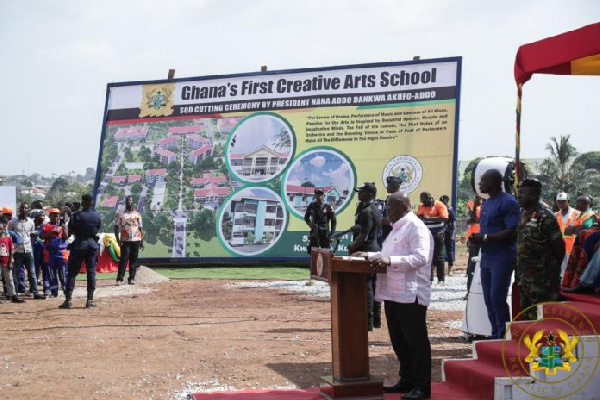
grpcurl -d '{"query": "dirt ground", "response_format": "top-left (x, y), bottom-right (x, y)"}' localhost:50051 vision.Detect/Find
top-left (0, 267), bottom-right (471, 400)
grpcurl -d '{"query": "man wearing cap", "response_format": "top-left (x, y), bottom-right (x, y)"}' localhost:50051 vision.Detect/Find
top-left (555, 192), bottom-right (579, 275)
top-left (7, 203), bottom-right (46, 300)
top-left (468, 169), bottom-right (520, 339)
top-left (61, 194), bottom-right (101, 309)
top-left (417, 192), bottom-right (448, 285)
top-left (516, 179), bottom-right (565, 320)
top-left (349, 182), bottom-right (381, 331)
top-left (304, 188), bottom-right (336, 254)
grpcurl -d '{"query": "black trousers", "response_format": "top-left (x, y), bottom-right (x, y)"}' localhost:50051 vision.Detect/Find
top-left (67, 241), bottom-right (98, 294)
top-left (118, 241), bottom-right (141, 281)
top-left (307, 231), bottom-right (331, 254)
top-left (367, 274), bottom-right (381, 329)
top-left (385, 300), bottom-right (431, 393)
top-left (430, 232), bottom-right (445, 282)
top-left (466, 243), bottom-right (481, 292)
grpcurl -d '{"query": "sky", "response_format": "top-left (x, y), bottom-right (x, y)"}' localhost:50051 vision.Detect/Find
top-left (1, 0), bottom-right (599, 176)
top-left (287, 151), bottom-right (354, 190)
top-left (229, 114), bottom-right (289, 154)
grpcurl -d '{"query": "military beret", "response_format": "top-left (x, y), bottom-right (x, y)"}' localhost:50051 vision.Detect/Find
top-left (386, 176), bottom-right (402, 185)
top-left (520, 178), bottom-right (542, 188)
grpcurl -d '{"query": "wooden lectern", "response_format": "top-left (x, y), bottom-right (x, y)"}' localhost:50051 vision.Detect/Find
top-left (310, 248), bottom-right (383, 400)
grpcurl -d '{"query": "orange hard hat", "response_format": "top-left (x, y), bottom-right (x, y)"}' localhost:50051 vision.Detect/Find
top-left (47, 208), bottom-right (61, 214)
top-left (1, 206), bottom-right (13, 214)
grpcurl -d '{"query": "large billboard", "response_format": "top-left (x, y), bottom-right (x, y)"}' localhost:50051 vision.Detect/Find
top-left (94, 57), bottom-right (462, 261)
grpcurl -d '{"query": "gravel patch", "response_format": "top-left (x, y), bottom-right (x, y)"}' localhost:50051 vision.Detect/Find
top-left (68, 266), bottom-right (168, 299)
top-left (226, 274), bottom-right (469, 312)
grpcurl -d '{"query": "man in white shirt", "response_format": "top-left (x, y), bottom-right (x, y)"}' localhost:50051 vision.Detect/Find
top-left (355, 192), bottom-right (433, 400)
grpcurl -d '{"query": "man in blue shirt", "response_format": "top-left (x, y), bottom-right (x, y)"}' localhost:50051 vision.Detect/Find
top-left (468, 170), bottom-right (520, 339)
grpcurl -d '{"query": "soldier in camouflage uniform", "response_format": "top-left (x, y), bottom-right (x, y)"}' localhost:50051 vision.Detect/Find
top-left (516, 179), bottom-right (565, 320)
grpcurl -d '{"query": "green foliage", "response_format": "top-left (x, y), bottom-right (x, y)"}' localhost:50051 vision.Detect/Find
top-left (273, 127), bottom-right (291, 150)
top-left (221, 212), bottom-right (232, 239)
top-left (245, 232), bottom-right (256, 244)
top-left (457, 157), bottom-right (482, 203)
top-left (190, 208), bottom-right (216, 241)
top-left (538, 135), bottom-right (579, 198)
top-left (131, 183), bottom-right (143, 197)
top-left (124, 147), bottom-right (133, 162)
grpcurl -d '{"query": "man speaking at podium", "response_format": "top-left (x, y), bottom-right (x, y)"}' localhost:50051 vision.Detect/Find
top-left (353, 192), bottom-right (433, 400)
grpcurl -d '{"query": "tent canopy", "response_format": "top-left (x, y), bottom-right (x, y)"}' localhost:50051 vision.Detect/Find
top-left (514, 22), bottom-right (600, 85)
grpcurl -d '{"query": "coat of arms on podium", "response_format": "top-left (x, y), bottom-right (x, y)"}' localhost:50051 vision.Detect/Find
top-left (524, 329), bottom-right (578, 375)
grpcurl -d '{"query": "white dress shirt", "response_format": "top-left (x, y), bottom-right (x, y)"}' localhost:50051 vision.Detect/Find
top-left (369, 211), bottom-right (433, 306)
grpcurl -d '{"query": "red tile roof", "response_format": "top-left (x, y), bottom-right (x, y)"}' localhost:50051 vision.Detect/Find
top-left (286, 185), bottom-right (334, 194)
top-left (102, 196), bottom-right (119, 208)
top-left (194, 184), bottom-right (230, 198)
top-left (168, 125), bottom-right (202, 134)
top-left (146, 169), bottom-right (166, 176)
top-left (128, 175), bottom-right (142, 183)
top-left (114, 126), bottom-right (148, 139)
top-left (155, 148), bottom-right (176, 158)
top-left (190, 173), bottom-right (227, 186)
top-left (190, 143), bottom-right (212, 157)
top-left (156, 136), bottom-right (179, 147)
top-left (112, 175), bottom-right (127, 183)
top-left (186, 134), bottom-right (207, 144)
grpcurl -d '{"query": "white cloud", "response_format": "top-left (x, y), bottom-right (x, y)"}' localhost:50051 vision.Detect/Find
top-left (309, 156), bottom-right (326, 168)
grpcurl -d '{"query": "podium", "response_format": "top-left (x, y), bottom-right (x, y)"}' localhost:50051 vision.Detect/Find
top-left (310, 248), bottom-right (383, 400)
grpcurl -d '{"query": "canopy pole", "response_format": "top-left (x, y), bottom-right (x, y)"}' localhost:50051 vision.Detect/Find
top-left (514, 83), bottom-right (523, 192)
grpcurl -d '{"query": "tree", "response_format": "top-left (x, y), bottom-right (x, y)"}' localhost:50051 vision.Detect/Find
top-left (301, 181), bottom-right (315, 187)
top-left (131, 183), bottom-right (143, 197)
top-left (245, 232), bottom-right (256, 245)
top-left (85, 167), bottom-right (96, 181)
top-left (221, 212), bottom-right (233, 239)
top-left (49, 177), bottom-right (69, 193)
top-left (570, 151), bottom-right (600, 200)
top-left (190, 208), bottom-right (216, 241)
top-left (124, 147), bottom-right (134, 162)
top-left (272, 127), bottom-right (291, 150)
top-left (138, 146), bottom-right (152, 162)
top-left (538, 135), bottom-right (578, 199)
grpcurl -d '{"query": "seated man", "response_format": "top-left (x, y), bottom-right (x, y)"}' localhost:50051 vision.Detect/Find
top-left (564, 230), bottom-right (600, 294)
top-left (562, 226), bottom-right (600, 288)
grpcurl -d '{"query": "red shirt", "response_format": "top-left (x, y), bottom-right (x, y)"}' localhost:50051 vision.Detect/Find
top-left (0, 235), bottom-right (13, 268)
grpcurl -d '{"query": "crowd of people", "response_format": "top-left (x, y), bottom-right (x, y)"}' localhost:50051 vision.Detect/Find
top-left (304, 170), bottom-right (599, 399)
top-left (0, 194), bottom-right (144, 308)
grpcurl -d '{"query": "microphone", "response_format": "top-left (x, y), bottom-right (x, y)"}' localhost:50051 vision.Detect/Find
top-left (330, 225), bottom-right (361, 239)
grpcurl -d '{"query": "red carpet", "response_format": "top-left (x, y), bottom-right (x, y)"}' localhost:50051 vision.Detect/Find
top-left (437, 296), bottom-right (600, 399)
top-left (191, 294), bottom-right (600, 400)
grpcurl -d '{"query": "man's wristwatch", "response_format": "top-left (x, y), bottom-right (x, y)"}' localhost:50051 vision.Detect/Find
top-left (483, 234), bottom-right (489, 243)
